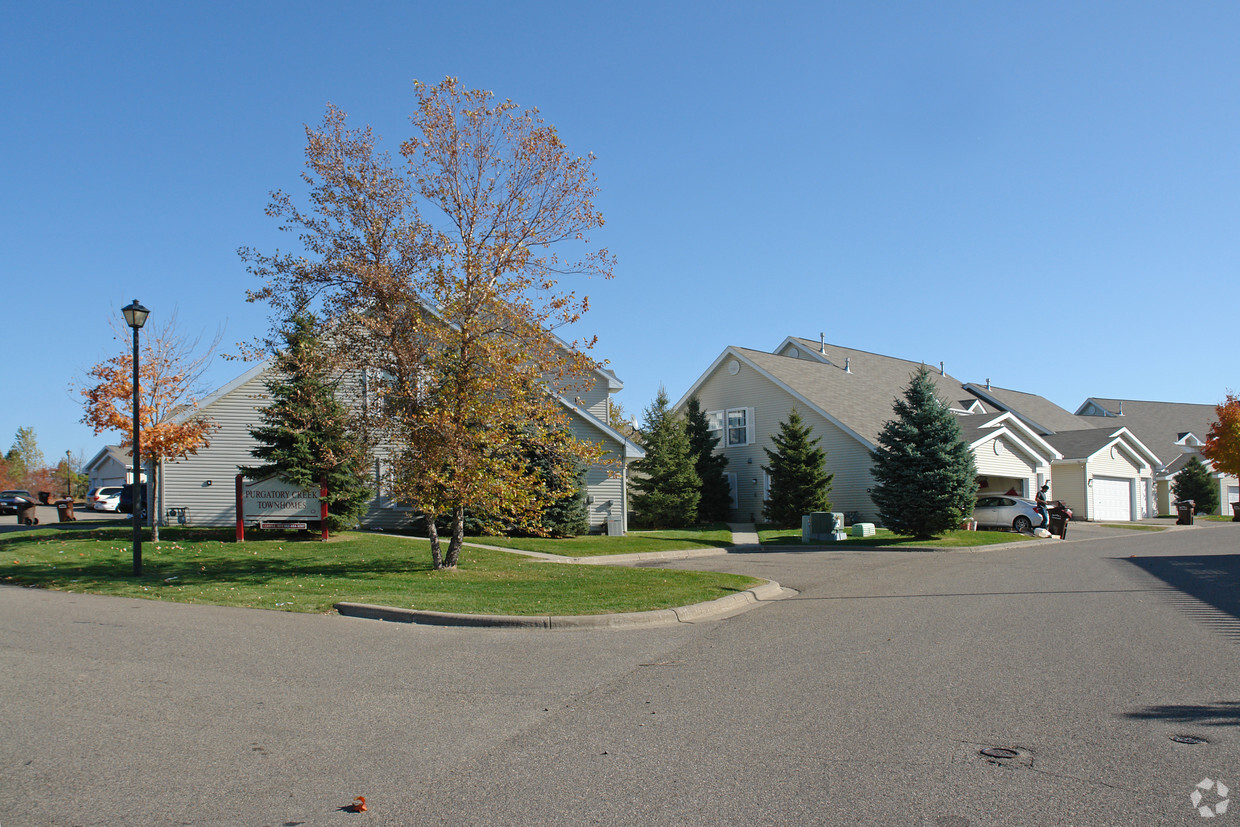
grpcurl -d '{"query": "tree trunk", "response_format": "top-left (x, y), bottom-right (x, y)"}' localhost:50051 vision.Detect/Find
top-left (443, 504), bottom-right (465, 569)
top-left (427, 513), bottom-right (443, 569)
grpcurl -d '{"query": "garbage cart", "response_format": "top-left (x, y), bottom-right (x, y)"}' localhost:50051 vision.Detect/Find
top-left (1175, 500), bottom-right (1194, 526)
top-left (55, 498), bottom-right (77, 522)
top-left (15, 499), bottom-right (39, 526)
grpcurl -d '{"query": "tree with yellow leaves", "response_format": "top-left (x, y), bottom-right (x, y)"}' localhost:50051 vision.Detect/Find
top-left (242, 78), bottom-right (612, 569)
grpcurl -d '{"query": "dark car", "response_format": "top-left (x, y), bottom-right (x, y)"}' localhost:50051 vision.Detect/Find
top-left (117, 485), bottom-right (148, 519)
top-left (0, 490), bottom-right (34, 516)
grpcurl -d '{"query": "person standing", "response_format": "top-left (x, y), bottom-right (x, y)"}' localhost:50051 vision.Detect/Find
top-left (1035, 484), bottom-right (1050, 530)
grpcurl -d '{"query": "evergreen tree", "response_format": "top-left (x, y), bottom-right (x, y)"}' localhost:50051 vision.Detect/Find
top-left (1172, 456), bottom-right (1219, 515)
top-left (630, 388), bottom-right (700, 528)
top-left (240, 313), bottom-right (371, 533)
top-left (870, 367), bottom-right (978, 538)
top-left (685, 396), bottom-right (732, 523)
top-left (534, 457), bottom-right (590, 537)
top-left (761, 409), bottom-right (833, 527)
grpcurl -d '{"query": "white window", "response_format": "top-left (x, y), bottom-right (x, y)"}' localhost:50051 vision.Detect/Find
top-left (706, 410), bottom-right (724, 443)
top-left (725, 407), bottom-right (754, 447)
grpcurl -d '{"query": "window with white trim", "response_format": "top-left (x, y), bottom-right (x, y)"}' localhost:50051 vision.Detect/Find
top-left (725, 407), bottom-right (754, 447)
top-left (706, 410), bottom-right (724, 444)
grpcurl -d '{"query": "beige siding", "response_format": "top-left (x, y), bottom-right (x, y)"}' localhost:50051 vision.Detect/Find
top-left (162, 363), bottom-right (627, 532)
top-left (685, 357), bottom-right (878, 523)
top-left (1050, 462), bottom-right (1088, 520)
top-left (160, 369), bottom-right (272, 526)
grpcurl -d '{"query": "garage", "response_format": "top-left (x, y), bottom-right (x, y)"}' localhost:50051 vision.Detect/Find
top-left (1093, 476), bottom-right (1133, 521)
top-left (1228, 486), bottom-right (1238, 517)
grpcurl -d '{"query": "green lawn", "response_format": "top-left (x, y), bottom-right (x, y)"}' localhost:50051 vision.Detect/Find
top-left (469, 524), bottom-right (734, 556)
top-left (756, 525), bottom-right (1035, 548)
top-left (1, 525), bottom-right (760, 615)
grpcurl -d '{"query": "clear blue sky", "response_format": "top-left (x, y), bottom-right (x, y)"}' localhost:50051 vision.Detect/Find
top-left (3, 1), bottom-right (1237, 465)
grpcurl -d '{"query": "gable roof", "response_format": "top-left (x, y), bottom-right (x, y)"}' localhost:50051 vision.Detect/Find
top-left (1075, 398), bottom-right (1219, 471)
top-left (1044, 426), bottom-right (1160, 468)
top-left (962, 384), bottom-right (1088, 435)
top-left (678, 340), bottom-right (985, 449)
top-left (84, 444), bottom-right (132, 472)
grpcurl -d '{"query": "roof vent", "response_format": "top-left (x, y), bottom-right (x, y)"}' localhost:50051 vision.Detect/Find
top-left (1118, 402), bottom-right (1124, 416)
top-left (819, 333), bottom-right (825, 354)
top-left (986, 378), bottom-right (991, 391)
top-left (939, 361), bottom-right (945, 375)
top-left (844, 357), bottom-right (851, 373)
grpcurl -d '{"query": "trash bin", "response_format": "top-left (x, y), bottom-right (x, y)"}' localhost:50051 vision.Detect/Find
top-left (38, 491), bottom-right (51, 505)
top-left (1233, 501), bottom-right (1240, 523)
top-left (1175, 500), bottom-right (1195, 526)
top-left (55, 499), bottom-right (77, 523)
top-left (14, 499), bottom-right (39, 526)
top-left (1048, 510), bottom-right (1068, 539)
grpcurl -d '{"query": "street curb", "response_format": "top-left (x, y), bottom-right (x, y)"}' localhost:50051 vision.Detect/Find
top-left (334, 579), bottom-right (788, 629)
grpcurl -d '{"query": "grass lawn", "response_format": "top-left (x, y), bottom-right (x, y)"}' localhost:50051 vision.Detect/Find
top-left (756, 525), bottom-right (1035, 548)
top-left (469, 524), bottom-right (734, 556)
top-left (1, 524), bottom-right (760, 615)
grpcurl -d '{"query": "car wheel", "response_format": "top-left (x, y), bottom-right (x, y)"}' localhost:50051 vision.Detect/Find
top-left (1013, 516), bottom-right (1032, 533)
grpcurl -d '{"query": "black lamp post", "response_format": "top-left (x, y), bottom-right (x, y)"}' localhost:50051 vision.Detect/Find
top-left (122, 299), bottom-right (150, 575)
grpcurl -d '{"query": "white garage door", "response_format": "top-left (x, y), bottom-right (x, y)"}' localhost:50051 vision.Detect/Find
top-left (1094, 476), bottom-right (1133, 521)
top-left (1228, 486), bottom-right (1239, 516)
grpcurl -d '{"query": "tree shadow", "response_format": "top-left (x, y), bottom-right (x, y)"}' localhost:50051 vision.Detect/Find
top-left (1123, 701), bottom-right (1240, 727)
top-left (1122, 554), bottom-right (1240, 644)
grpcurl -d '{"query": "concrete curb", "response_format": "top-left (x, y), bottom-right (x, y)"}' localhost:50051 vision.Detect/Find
top-left (334, 579), bottom-right (789, 629)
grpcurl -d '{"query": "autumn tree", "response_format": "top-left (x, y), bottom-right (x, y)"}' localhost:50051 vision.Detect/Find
top-left (80, 313), bottom-right (219, 541)
top-left (241, 78), bottom-right (612, 569)
top-left (239, 313), bottom-right (372, 533)
top-left (6, 427), bottom-right (44, 489)
top-left (1203, 393), bottom-right (1240, 494)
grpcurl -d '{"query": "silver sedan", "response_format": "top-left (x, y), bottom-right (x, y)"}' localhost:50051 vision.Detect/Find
top-left (973, 495), bottom-right (1042, 532)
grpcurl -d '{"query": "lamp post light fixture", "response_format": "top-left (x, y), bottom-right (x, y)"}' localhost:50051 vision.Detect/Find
top-left (122, 299), bottom-right (150, 576)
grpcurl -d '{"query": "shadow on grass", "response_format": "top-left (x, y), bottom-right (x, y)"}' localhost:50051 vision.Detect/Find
top-left (1123, 554), bottom-right (1240, 644)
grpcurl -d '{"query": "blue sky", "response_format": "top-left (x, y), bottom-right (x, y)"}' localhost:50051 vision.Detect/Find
top-left (3, 1), bottom-right (1237, 464)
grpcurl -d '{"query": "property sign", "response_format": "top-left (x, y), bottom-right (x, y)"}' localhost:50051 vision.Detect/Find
top-left (235, 475), bottom-right (329, 542)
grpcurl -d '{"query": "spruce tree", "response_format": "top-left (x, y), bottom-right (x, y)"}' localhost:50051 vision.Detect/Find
top-left (870, 367), bottom-right (978, 538)
top-left (630, 388), bottom-right (700, 528)
top-left (685, 396), bottom-right (732, 523)
top-left (761, 409), bottom-right (833, 527)
top-left (1172, 456), bottom-right (1219, 515)
top-left (240, 313), bottom-right (371, 533)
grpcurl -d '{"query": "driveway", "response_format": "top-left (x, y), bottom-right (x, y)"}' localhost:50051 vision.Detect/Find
top-left (2, 522), bottom-right (1237, 825)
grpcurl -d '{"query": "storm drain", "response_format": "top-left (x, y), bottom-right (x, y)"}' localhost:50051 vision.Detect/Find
top-left (1170, 734), bottom-right (1209, 745)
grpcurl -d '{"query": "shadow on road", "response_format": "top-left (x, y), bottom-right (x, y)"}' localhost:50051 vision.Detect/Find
top-left (1122, 554), bottom-right (1240, 644)
top-left (1124, 701), bottom-right (1240, 728)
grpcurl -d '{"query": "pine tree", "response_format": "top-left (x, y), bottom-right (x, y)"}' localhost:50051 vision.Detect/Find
top-left (870, 367), bottom-right (978, 538)
top-left (240, 313), bottom-right (371, 533)
top-left (1172, 456), bottom-right (1219, 515)
top-left (630, 388), bottom-right (700, 528)
top-left (761, 409), bottom-right (833, 527)
top-left (685, 396), bottom-right (732, 523)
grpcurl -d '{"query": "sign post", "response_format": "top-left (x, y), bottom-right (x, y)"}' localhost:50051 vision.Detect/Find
top-left (320, 475), bottom-right (329, 541)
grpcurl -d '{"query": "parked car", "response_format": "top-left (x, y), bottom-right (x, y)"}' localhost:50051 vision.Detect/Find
top-left (117, 485), bottom-right (148, 519)
top-left (973, 495), bottom-right (1043, 533)
top-left (0, 490), bottom-right (34, 516)
top-left (87, 486), bottom-right (125, 512)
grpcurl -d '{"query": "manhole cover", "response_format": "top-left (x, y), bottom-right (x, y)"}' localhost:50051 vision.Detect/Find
top-left (1170, 735), bottom-right (1209, 745)
top-left (979, 747), bottom-right (1020, 759)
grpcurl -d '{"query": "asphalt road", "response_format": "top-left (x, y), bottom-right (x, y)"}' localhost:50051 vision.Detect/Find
top-left (2, 522), bottom-right (1238, 825)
